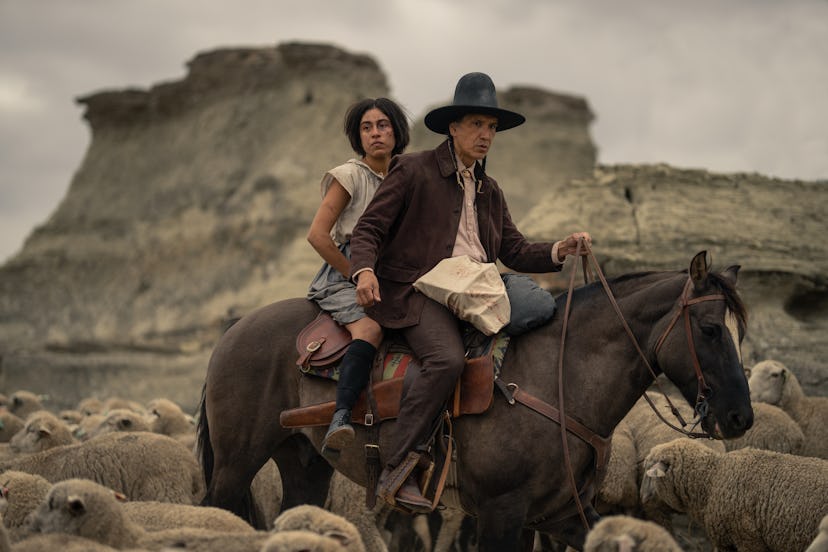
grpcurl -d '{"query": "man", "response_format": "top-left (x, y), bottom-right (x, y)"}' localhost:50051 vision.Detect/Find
top-left (349, 72), bottom-right (591, 512)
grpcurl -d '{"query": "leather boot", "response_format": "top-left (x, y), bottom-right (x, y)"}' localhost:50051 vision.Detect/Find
top-left (394, 471), bottom-right (432, 513)
top-left (321, 408), bottom-right (354, 461)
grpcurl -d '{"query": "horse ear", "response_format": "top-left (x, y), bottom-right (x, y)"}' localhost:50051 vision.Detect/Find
top-left (721, 264), bottom-right (740, 286)
top-left (689, 251), bottom-right (710, 290)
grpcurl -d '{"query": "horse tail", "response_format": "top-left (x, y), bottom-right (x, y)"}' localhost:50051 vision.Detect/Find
top-left (195, 381), bottom-right (215, 503)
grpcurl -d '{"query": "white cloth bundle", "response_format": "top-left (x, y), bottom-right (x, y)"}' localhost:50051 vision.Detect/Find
top-left (413, 255), bottom-right (511, 335)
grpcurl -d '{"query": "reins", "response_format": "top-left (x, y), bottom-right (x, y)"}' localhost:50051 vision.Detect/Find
top-left (504, 239), bottom-right (728, 533)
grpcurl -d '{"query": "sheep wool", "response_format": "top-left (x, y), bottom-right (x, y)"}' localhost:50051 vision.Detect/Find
top-left (0, 470), bottom-right (51, 537)
top-left (641, 438), bottom-right (828, 552)
top-left (0, 413), bottom-right (24, 444)
top-left (724, 401), bottom-right (804, 454)
top-left (29, 478), bottom-right (270, 551)
top-left (806, 514), bottom-right (828, 552)
top-left (274, 505), bottom-right (366, 552)
top-left (749, 359), bottom-right (828, 459)
top-left (9, 410), bottom-right (76, 453)
top-left (0, 431), bottom-right (204, 504)
top-left (583, 515), bottom-right (683, 552)
top-left (261, 530), bottom-right (350, 552)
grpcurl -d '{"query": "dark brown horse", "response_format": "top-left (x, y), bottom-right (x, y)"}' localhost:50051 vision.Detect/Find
top-left (196, 251), bottom-right (752, 550)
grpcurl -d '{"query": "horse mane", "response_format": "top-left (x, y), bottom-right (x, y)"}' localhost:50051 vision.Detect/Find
top-left (557, 268), bottom-right (748, 334)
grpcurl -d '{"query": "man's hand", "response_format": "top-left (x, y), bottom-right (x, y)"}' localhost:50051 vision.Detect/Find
top-left (355, 271), bottom-right (382, 307)
top-left (557, 231), bottom-right (593, 260)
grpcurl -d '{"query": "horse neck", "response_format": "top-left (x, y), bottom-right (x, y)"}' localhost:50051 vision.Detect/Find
top-left (566, 272), bottom-right (688, 437)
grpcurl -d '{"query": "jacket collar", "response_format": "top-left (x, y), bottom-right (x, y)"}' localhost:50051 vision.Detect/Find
top-left (435, 139), bottom-right (488, 184)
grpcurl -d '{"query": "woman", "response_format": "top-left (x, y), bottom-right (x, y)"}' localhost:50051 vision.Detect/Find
top-left (306, 97), bottom-right (410, 460)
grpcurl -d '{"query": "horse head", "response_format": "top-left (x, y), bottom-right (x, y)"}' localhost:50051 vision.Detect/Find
top-left (656, 251), bottom-right (753, 439)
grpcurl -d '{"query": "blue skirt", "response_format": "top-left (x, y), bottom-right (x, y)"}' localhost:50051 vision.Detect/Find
top-left (307, 242), bottom-right (367, 325)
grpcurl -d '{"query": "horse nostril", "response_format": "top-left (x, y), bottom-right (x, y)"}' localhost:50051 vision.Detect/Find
top-left (728, 410), bottom-right (752, 431)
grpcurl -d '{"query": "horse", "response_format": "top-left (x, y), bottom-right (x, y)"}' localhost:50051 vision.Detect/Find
top-left (196, 251), bottom-right (753, 550)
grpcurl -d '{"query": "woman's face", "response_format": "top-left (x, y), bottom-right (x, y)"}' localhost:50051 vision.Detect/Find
top-left (360, 108), bottom-right (396, 161)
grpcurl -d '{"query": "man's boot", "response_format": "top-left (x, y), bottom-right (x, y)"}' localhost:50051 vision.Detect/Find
top-left (394, 471), bottom-right (432, 513)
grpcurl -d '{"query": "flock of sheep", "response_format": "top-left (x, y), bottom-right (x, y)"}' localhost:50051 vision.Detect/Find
top-left (0, 357), bottom-right (825, 551)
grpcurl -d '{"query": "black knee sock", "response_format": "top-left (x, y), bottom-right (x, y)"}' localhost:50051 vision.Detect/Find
top-left (335, 339), bottom-right (377, 411)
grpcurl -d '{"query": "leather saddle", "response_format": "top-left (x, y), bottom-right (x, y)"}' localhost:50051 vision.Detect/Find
top-left (280, 312), bottom-right (500, 429)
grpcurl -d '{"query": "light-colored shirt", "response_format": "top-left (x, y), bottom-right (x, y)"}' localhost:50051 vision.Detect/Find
top-left (322, 159), bottom-right (384, 245)
top-left (451, 157), bottom-right (487, 262)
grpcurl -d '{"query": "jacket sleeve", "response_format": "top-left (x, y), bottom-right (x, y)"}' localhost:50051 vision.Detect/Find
top-left (496, 187), bottom-right (561, 274)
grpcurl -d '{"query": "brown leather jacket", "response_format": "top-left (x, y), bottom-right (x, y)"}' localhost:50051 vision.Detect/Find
top-left (349, 139), bottom-right (560, 328)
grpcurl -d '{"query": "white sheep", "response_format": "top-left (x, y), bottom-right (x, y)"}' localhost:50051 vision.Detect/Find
top-left (0, 431), bottom-right (204, 504)
top-left (5, 392), bottom-right (45, 421)
top-left (0, 470), bottom-right (52, 541)
top-left (583, 514), bottom-right (683, 551)
top-left (251, 459), bottom-right (282, 530)
top-left (749, 359), bottom-right (828, 459)
top-left (0, 414), bottom-right (24, 444)
top-left (598, 382), bottom-right (725, 524)
top-left (146, 398), bottom-right (195, 437)
top-left (273, 504), bottom-right (366, 552)
top-left (261, 530), bottom-right (350, 552)
top-left (76, 397), bottom-right (104, 417)
top-left (9, 411), bottom-right (76, 454)
top-left (724, 401), bottom-right (804, 454)
top-left (72, 413), bottom-right (105, 441)
top-left (122, 500), bottom-right (255, 533)
top-left (641, 438), bottom-right (828, 552)
top-left (806, 514), bottom-right (828, 552)
top-left (102, 396), bottom-right (147, 416)
top-left (28, 478), bottom-right (270, 551)
top-left (58, 410), bottom-right (84, 426)
top-left (85, 408), bottom-right (151, 439)
top-left (0, 469), bottom-right (252, 539)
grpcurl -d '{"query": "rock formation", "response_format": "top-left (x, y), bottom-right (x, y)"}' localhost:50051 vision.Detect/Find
top-left (0, 42), bottom-right (824, 411)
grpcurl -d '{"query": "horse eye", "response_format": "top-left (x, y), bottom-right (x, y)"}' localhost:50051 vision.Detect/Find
top-left (700, 324), bottom-right (721, 338)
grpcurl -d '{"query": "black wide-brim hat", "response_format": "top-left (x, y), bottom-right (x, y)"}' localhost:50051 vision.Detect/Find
top-left (424, 72), bottom-right (525, 135)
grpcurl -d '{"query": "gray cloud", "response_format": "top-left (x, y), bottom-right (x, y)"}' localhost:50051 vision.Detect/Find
top-left (1, 0), bottom-right (826, 262)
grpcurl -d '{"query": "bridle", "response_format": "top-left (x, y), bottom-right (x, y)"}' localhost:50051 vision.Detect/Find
top-left (507, 239), bottom-right (736, 532)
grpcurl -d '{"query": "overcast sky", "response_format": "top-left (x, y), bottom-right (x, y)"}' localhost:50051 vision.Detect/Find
top-left (1, 0), bottom-right (826, 263)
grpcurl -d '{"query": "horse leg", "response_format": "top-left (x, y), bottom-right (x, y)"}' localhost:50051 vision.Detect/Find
top-left (475, 492), bottom-right (531, 552)
top-left (272, 433), bottom-right (333, 511)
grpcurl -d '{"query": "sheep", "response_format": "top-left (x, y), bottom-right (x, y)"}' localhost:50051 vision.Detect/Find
top-left (76, 397), bottom-right (104, 417)
top-left (261, 530), bottom-right (350, 552)
top-left (640, 438), bottom-right (828, 552)
top-left (0, 416), bottom-right (23, 446)
top-left (251, 459), bottom-right (282, 531)
top-left (145, 398), bottom-right (195, 450)
top-left (806, 514), bottom-right (828, 552)
top-left (0, 471), bottom-right (52, 541)
top-left (325, 471), bottom-right (389, 552)
top-left (85, 408), bottom-right (152, 439)
top-left (596, 418), bottom-right (638, 514)
top-left (58, 410), bottom-right (84, 426)
top-left (5, 393), bottom-right (45, 421)
top-left (9, 411), bottom-right (76, 454)
top-left (102, 396), bottom-right (147, 416)
top-left (273, 504), bottom-right (366, 552)
top-left (0, 469), bottom-right (252, 539)
top-left (28, 478), bottom-right (270, 551)
top-left (0, 414), bottom-right (24, 444)
top-left (749, 359), bottom-right (828, 458)
top-left (122, 501), bottom-right (255, 533)
top-left (597, 381), bottom-right (725, 523)
top-left (724, 401), bottom-right (804, 454)
top-left (72, 413), bottom-right (105, 441)
top-left (583, 515), bottom-right (683, 552)
top-left (0, 431), bottom-right (204, 504)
